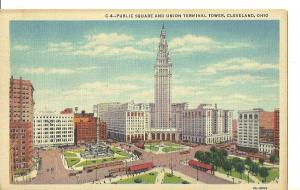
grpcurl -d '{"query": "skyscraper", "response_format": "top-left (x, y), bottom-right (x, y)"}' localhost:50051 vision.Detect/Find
top-left (154, 25), bottom-right (172, 129)
top-left (9, 76), bottom-right (34, 177)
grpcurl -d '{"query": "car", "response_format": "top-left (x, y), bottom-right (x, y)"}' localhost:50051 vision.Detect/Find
top-left (69, 173), bottom-right (76, 176)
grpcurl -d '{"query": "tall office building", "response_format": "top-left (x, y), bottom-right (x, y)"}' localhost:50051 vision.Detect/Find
top-left (237, 110), bottom-right (260, 150)
top-left (237, 108), bottom-right (278, 154)
top-left (9, 76), bottom-right (34, 173)
top-left (154, 25), bottom-right (172, 130)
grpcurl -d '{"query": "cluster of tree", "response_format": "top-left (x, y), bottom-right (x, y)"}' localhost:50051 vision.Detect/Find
top-left (269, 154), bottom-right (279, 164)
top-left (194, 146), bottom-right (270, 182)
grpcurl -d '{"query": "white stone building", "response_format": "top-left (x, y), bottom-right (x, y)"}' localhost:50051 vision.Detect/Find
top-left (237, 110), bottom-right (260, 149)
top-left (33, 112), bottom-right (74, 147)
top-left (259, 142), bottom-right (274, 155)
top-left (103, 101), bottom-right (150, 142)
top-left (182, 104), bottom-right (233, 144)
top-left (93, 102), bottom-right (121, 121)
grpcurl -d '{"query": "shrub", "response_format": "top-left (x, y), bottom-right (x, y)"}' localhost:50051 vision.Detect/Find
top-left (149, 172), bottom-right (154, 175)
top-left (182, 180), bottom-right (189, 184)
top-left (167, 173), bottom-right (173, 177)
top-left (134, 178), bottom-right (142, 183)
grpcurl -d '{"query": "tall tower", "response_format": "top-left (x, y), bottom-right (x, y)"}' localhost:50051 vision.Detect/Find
top-left (154, 25), bottom-right (172, 129)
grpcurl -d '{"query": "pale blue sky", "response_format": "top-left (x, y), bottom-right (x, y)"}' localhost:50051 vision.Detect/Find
top-left (10, 20), bottom-right (279, 115)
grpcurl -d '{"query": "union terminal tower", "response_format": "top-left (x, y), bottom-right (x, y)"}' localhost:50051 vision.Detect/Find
top-left (149, 25), bottom-right (184, 141)
top-left (154, 25), bottom-right (172, 129)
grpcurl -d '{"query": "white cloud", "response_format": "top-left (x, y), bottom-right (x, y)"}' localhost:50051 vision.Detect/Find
top-left (169, 35), bottom-right (252, 53)
top-left (20, 66), bottom-right (98, 75)
top-left (78, 81), bottom-right (139, 96)
top-left (13, 44), bottom-right (30, 51)
top-left (74, 45), bottom-right (151, 57)
top-left (213, 74), bottom-right (266, 86)
top-left (48, 42), bottom-right (74, 52)
top-left (115, 74), bottom-right (153, 84)
top-left (137, 37), bottom-right (160, 47)
top-left (20, 67), bottom-right (75, 75)
top-left (84, 33), bottom-right (134, 46)
top-left (199, 57), bottom-right (278, 75)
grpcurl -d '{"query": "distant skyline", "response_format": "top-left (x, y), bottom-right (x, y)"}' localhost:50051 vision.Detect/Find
top-left (10, 20), bottom-right (279, 114)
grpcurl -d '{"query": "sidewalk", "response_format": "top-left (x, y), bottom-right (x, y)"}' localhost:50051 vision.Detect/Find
top-left (14, 169), bottom-right (37, 183)
top-left (214, 170), bottom-right (247, 184)
top-left (93, 167), bottom-right (203, 184)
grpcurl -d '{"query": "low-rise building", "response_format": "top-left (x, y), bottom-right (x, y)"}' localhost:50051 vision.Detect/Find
top-left (33, 112), bottom-right (74, 147)
top-left (259, 142), bottom-right (274, 155)
top-left (182, 104), bottom-right (233, 144)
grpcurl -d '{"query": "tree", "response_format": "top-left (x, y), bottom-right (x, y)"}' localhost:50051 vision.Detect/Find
top-left (259, 158), bottom-right (265, 166)
top-left (250, 163), bottom-right (260, 176)
top-left (220, 149), bottom-right (228, 157)
top-left (210, 146), bottom-right (217, 153)
top-left (269, 154), bottom-right (279, 165)
top-left (245, 157), bottom-right (253, 167)
top-left (203, 151), bottom-right (212, 164)
top-left (231, 157), bottom-right (241, 168)
top-left (259, 167), bottom-right (269, 183)
top-left (235, 162), bottom-right (245, 178)
top-left (195, 151), bottom-right (204, 161)
top-left (222, 159), bottom-right (232, 176)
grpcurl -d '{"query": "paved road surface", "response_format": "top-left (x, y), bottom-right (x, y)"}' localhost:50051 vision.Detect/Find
top-left (29, 144), bottom-right (231, 184)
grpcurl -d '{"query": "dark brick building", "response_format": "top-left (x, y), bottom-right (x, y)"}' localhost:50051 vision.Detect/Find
top-left (74, 111), bottom-right (97, 144)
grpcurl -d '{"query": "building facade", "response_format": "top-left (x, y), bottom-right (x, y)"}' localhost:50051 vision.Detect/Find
top-left (93, 102), bottom-right (121, 121)
top-left (274, 109), bottom-right (280, 155)
top-left (238, 108), bottom-right (279, 154)
top-left (98, 122), bottom-right (107, 141)
top-left (154, 25), bottom-right (172, 129)
top-left (232, 119), bottom-right (238, 144)
top-left (182, 104), bottom-right (233, 144)
top-left (33, 112), bottom-right (74, 147)
top-left (259, 142), bottom-right (274, 155)
top-left (103, 101), bottom-right (150, 142)
top-left (237, 110), bottom-right (260, 150)
top-left (9, 76), bottom-right (34, 172)
top-left (74, 111), bottom-right (98, 145)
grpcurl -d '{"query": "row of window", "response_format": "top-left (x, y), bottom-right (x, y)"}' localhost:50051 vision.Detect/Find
top-left (239, 113), bottom-right (258, 120)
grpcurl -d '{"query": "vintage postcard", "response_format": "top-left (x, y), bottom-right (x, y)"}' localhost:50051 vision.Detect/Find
top-left (0, 10), bottom-right (287, 190)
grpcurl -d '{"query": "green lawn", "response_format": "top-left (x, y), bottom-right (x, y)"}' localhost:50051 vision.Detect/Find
top-left (162, 173), bottom-right (189, 184)
top-left (145, 143), bottom-right (185, 152)
top-left (164, 143), bottom-right (182, 147)
top-left (70, 148), bottom-right (86, 153)
top-left (116, 172), bottom-right (158, 184)
top-left (111, 147), bottom-right (131, 157)
top-left (162, 147), bottom-right (184, 153)
top-left (217, 167), bottom-right (254, 183)
top-left (63, 151), bottom-right (77, 157)
top-left (75, 156), bottom-right (126, 167)
top-left (256, 167), bottom-right (279, 183)
top-left (144, 145), bottom-right (159, 152)
top-left (65, 157), bottom-right (80, 167)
